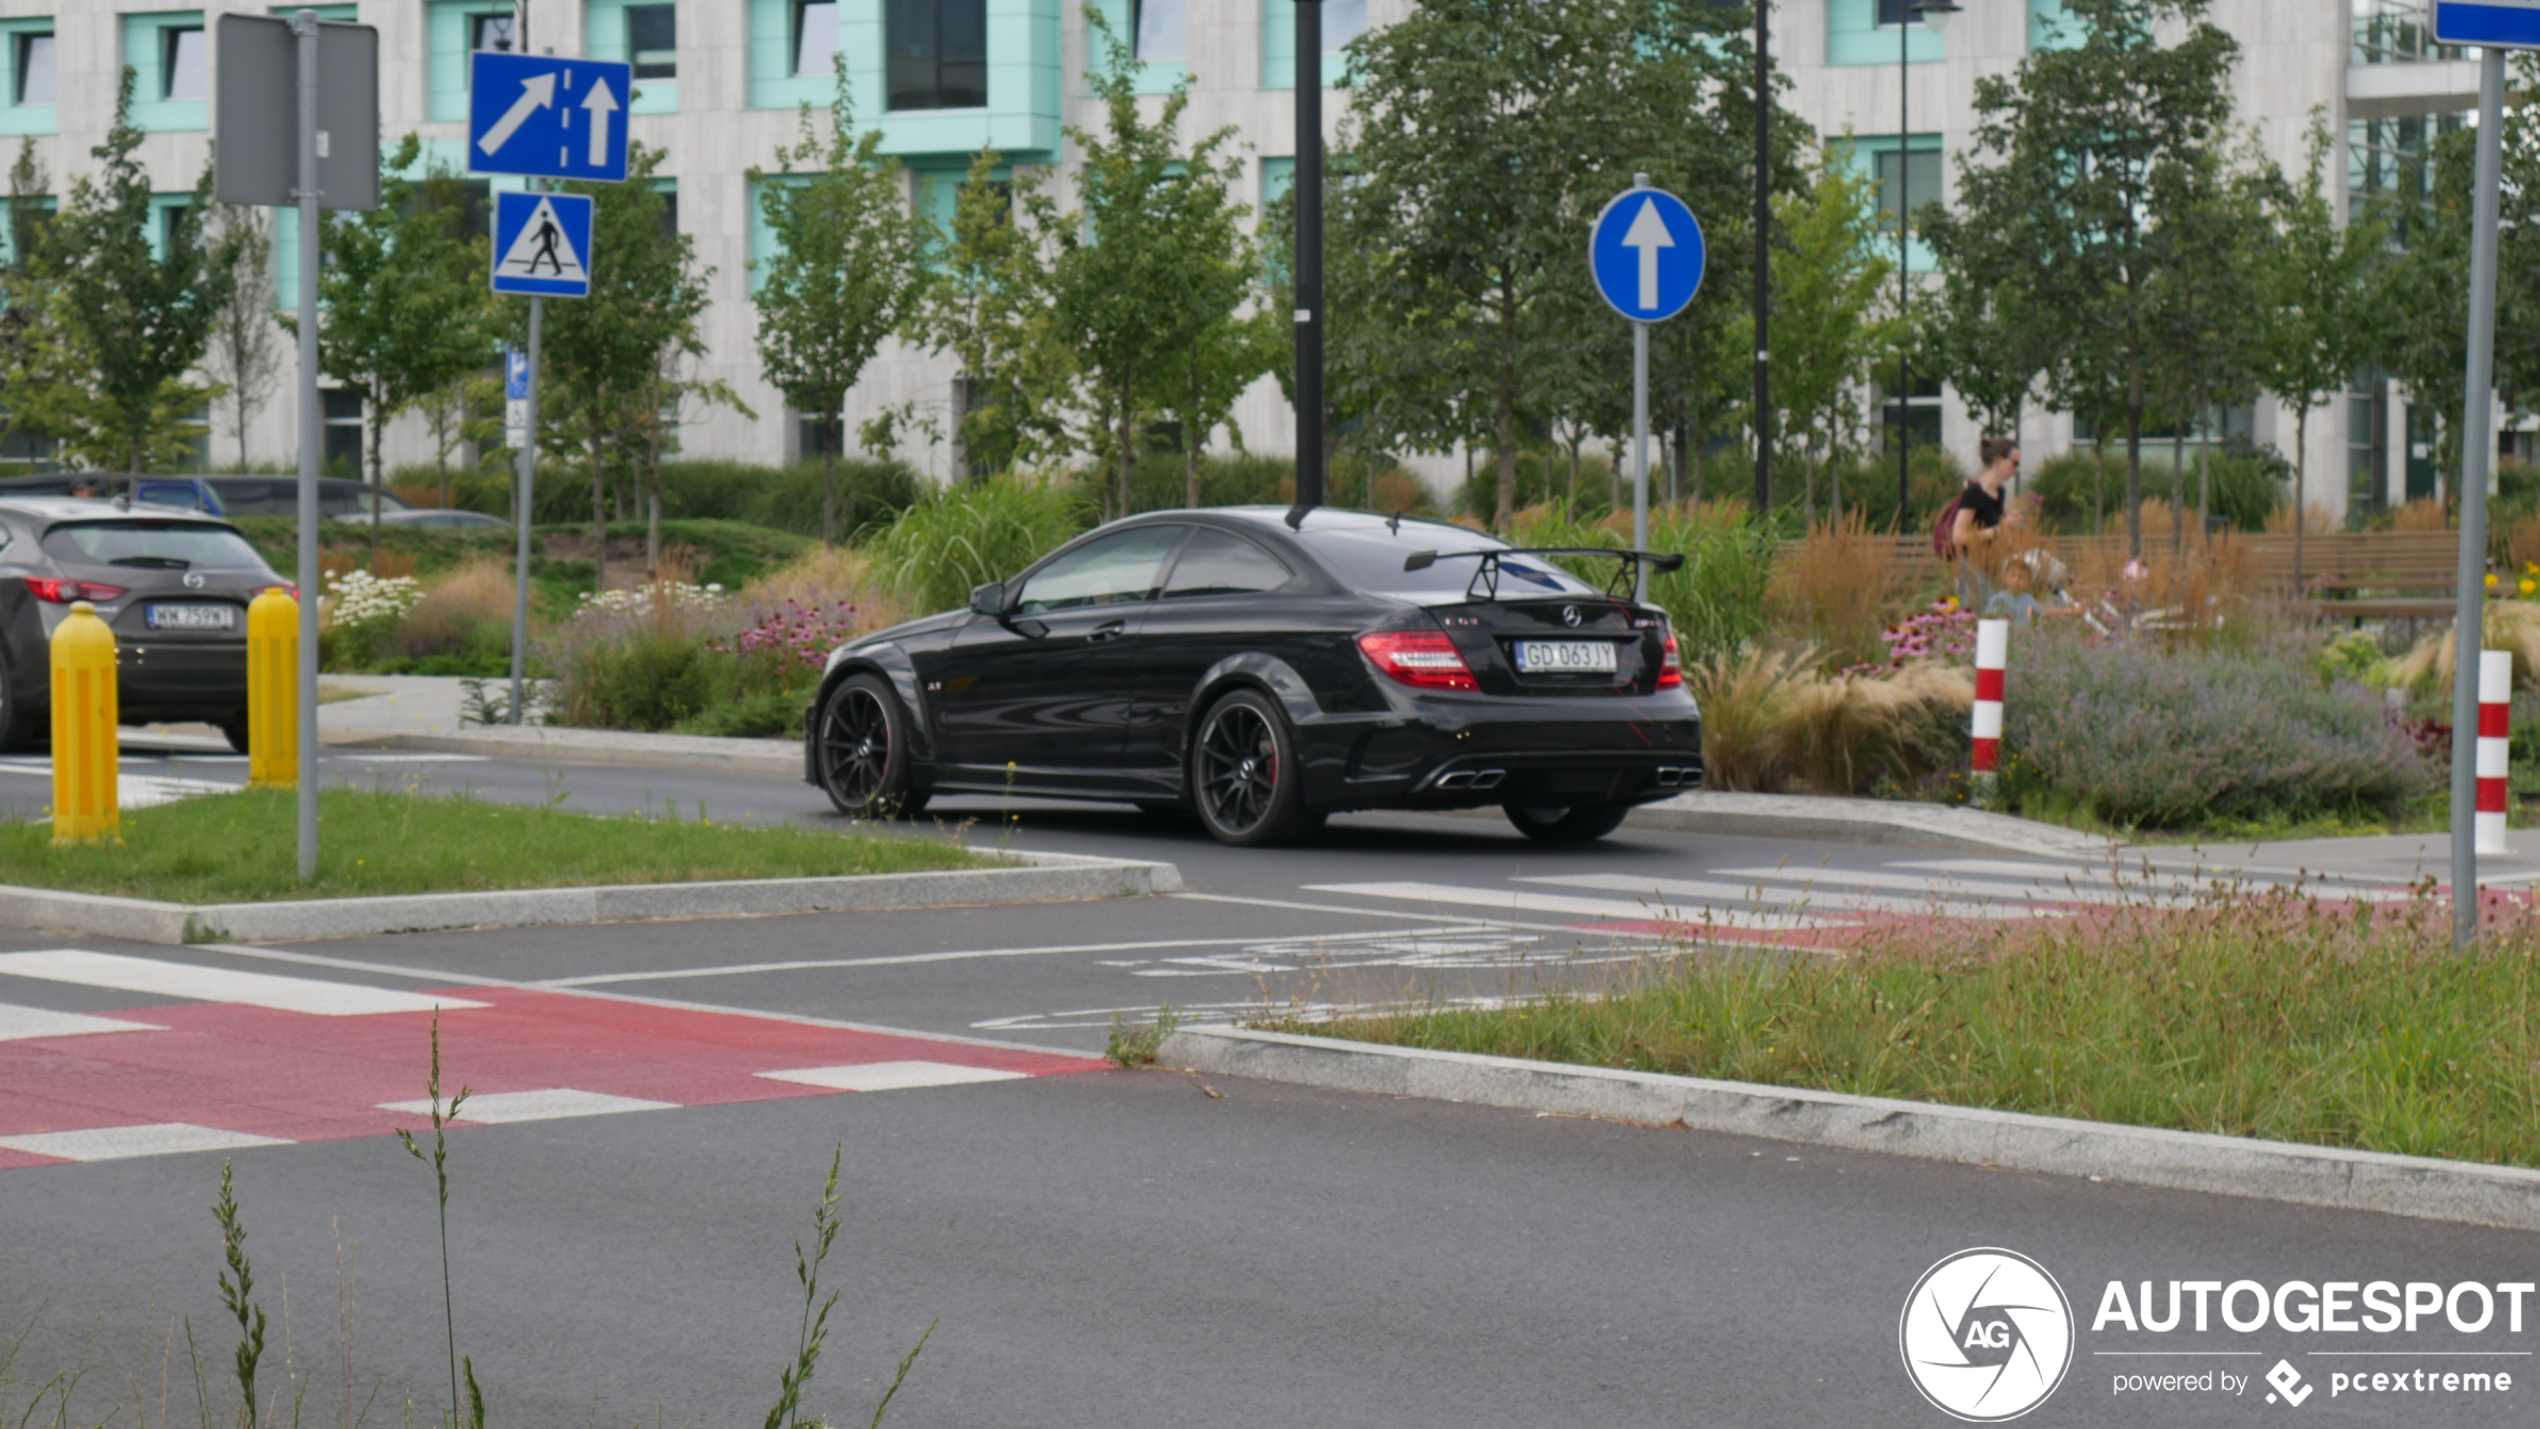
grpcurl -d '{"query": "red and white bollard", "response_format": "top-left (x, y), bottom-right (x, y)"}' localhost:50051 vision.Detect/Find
top-left (1972, 617), bottom-right (2009, 808)
top-left (2478, 648), bottom-right (2512, 855)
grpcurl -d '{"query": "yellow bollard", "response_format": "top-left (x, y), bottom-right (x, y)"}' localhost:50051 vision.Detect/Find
top-left (49, 599), bottom-right (116, 843)
top-left (246, 588), bottom-right (297, 789)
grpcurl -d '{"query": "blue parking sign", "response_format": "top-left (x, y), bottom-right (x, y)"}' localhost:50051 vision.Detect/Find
top-left (491, 190), bottom-right (593, 299)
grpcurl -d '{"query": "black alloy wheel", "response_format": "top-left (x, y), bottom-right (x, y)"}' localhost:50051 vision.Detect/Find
top-left (815, 673), bottom-right (926, 819)
top-left (1191, 689), bottom-right (1321, 846)
top-left (1503, 802), bottom-right (1631, 843)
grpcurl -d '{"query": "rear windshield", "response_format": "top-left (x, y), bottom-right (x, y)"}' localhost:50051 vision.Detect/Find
top-left (40, 520), bottom-right (268, 571)
top-left (1304, 525), bottom-right (1603, 600)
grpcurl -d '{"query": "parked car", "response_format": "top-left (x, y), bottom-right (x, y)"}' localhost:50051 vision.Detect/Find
top-left (0, 474), bottom-right (230, 514)
top-left (805, 507), bottom-right (1703, 846)
top-left (0, 498), bottom-right (291, 751)
top-left (201, 476), bottom-right (414, 520)
top-left (371, 508), bottom-right (511, 531)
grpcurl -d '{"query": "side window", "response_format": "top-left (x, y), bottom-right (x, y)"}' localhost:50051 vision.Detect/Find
top-left (1162, 528), bottom-right (1293, 599)
top-left (1015, 526), bottom-right (1186, 615)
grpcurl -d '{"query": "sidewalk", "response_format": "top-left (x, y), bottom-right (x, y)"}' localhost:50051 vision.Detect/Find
top-left (316, 675), bottom-right (801, 778)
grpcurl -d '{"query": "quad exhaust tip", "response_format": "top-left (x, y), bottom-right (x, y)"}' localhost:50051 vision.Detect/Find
top-left (1654, 766), bottom-right (1692, 788)
top-left (1433, 769), bottom-right (1506, 791)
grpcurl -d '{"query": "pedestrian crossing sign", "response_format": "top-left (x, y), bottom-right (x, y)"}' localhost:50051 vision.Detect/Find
top-left (491, 190), bottom-right (593, 298)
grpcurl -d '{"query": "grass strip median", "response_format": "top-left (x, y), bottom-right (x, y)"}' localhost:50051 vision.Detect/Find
top-left (0, 787), bottom-right (989, 903)
top-left (1294, 895), bottom-right (2540, 1171)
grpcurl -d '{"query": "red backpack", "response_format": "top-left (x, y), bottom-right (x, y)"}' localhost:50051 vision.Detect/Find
top-left (1930, 492), bottom-right (1965, 559)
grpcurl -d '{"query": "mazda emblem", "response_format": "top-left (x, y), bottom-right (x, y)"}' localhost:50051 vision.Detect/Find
top-left (1562, 605), bottom-right (1582, 627)
top-left (183, 572), bottom-right (206, 589)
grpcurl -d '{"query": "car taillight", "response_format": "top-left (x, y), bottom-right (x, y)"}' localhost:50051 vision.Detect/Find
top-left (1657, 633), bottom-right (1682, 690)
top-left (1357, 631), bottom-right (1479, 691)
top-left (25, 577), bottom-right (128, 604)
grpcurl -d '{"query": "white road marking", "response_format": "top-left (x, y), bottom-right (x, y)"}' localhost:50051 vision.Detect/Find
top-left (332, 754), bottom-right (491, 763)
top-left (540, 925), bottom-right (1575, 988)
top-left (758, 1061), bottom-right (1028, 1092)
top-left (0, 950), bottom-right (486, 1017)
top-left (1302, 881), bottom-right (1826, 930)
top-left (1520, 872), bottom-right (2039, 920)
top-left (0, 1003), bottom-right (164, 1040)
top-left (1706, 865), bottom-right (2203, 907)
top-left (378, 1088), bottom-right (674, 1123)
top-left (0, 1123), bottom-right (290, 1162)
top-left (0, 768), bottom-right (238, 807)
top-left (1167, 889), bottom-right (1658, 935)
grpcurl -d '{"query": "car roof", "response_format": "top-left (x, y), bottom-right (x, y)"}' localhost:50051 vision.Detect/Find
top-left (1112, 505), bottom-right (1490, 542)
top-left (0, 496), bottom-right (236, 525)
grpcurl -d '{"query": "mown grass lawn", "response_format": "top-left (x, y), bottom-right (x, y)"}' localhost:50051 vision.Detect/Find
top-left (0, 787), bottom-right (989, 903)
top-left (1294, 896), bottom-right (2540, 1170)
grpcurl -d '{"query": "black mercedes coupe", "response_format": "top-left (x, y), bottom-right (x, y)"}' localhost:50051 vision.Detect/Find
top-left (804, 507), bottom-right (1704, 846)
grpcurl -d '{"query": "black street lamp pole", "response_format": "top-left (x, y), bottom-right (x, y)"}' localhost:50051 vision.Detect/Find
top-left (1288, 0), bottom-right (1326, 527)
top-left (1753, 0), bottom-right (1772, 516)
top-left (1896, 0), bottom-right (1957, 531)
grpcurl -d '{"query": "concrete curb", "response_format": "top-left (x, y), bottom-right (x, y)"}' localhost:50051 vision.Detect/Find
top-left (0, 852), bottom-right (1182, 945)
top-left (1620, 791), bottom-right (2120, 859)
top-left (331, 727), bottom-right (802, 779)
top-left (1158, 1026), bottom-right (2540, 1233)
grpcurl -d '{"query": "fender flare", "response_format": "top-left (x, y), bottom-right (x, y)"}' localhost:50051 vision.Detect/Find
top-left (815, 641), bottom-right (935, 763)
top-left (1189, 652), bottom-right (1322, 730)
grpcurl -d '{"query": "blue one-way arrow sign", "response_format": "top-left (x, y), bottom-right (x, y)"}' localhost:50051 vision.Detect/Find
top-left (1589, 186), bottom-right (1704, 323)
top-left (468, 52), bottom-right (630, 182)
top-left (2433, 0), bottom-right (2540, 44)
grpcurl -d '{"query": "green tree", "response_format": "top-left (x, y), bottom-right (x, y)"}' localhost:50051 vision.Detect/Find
top-left (1942, 0), bottom-right (2239, 557)
top-left (536, 141), bottom-right (716, 592)
top-left (1330, 0), bottom-right (1779, 533)
top-left (45, 69), bottom-right (238, 473)
top-left (0, 138), bottom-right (77, 469)
top-left (1042, 11), bottom-right (1247, 519)
top-left (2144, 140), bottom-right (2269, 547)
top-left (2254, 119), bottom-right (2380, 582)
top-left (1732, 143), bottom-right (1896, 526)
top-left (910, 152), bottom-right (1056, 480)
top-left (750, 66), bottom-right (930, 544)
top-left (203, 201), bottom-right (284, 471)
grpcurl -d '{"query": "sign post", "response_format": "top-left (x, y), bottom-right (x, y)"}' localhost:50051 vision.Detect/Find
top-left (214, 9), bottom-right (378, 881)
top-left (1589, 177), bottom-right (1705, 603)
top-left (469, 52), bottom-right (628, 723)
top-left (2431, 0), bottom-right (2526, 941)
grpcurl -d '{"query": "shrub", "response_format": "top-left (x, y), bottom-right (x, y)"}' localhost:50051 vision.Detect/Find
top-left (392, 458), bottom-right (923, 536)
top-left (864, 474), bottom-right (1091, 615)
top-left (2031, 447), bottom-right (2127, 533)
top-left (380, 558), bottom-right (517, 676)
top-left (319, 568), bottom-right (424, 670)
top-left (1645, 503), bottom-right (1777, 660)
top-left (2002, 629), bottom-right (2436, 827)
top-left (1774, 512), bottom-right (1906, 670)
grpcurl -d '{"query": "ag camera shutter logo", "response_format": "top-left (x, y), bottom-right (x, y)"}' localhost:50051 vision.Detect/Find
top-left (1900, 1247), bottom-right (2075, 1421)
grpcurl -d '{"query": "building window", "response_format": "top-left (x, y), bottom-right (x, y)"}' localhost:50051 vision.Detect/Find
top-left (16, 32), bottom-right (52, 105)
top-left (795, 0), bottom-right (837, 75)
top-left (1325, 0), bottom-right (1367, 48)
top-left (472, 11), bottom-right (517, 51)
top-left (1134, 0), bottom-right (1185, 61)
top-left (159, 201), bottom-right (188, 255)
top-left (628, 4), bottom-right (676, 77)
top-left (1872, 147), bottom-right (1943, 237)
top-left (322, 389), bottom-right (363, 478)
top-left (886, 0), bottom-right (988, 111)
top-left (1880, 371), bottom-right (1943, 452)
top-left (162, 24), bottom-right (206, 100)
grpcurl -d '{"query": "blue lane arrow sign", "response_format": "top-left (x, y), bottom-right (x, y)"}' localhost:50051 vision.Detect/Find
top-left (2433, 0), bottom-right (2540, 44)
top-left (468, 53), bottom-right (631, 183)
top-left (1589, 186), bottom-right (1704, 324)
top-left (491, 190), bottom-right (594, 299)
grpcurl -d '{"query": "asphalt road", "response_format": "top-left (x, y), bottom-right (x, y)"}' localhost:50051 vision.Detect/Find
top-left (3, 744), bottom-right (2528, 1427)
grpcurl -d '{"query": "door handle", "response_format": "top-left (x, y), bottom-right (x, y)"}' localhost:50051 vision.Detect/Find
top-left (1086, 620), bottom-right (1128, 643)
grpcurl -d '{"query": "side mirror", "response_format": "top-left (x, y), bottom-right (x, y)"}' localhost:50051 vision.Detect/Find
top-left (969, 582), bottom-right (1006, 616)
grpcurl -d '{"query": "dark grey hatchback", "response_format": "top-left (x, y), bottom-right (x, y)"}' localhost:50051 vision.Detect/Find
top-left (0, 498), bottom-right (290, 750)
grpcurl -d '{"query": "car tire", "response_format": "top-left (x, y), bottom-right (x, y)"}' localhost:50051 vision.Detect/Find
top-left (1190, 688), bottom-right (1322, 846)
top-left (813, 673), bottom-right (927, 820)
top-left (1503, 802), bottom-right (1632, 843)
top-left (0, 658), bottom-right (39, 753)
top-left (219, 714), bottom-right (251, 755)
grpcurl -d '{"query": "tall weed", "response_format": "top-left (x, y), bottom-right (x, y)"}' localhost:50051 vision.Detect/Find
top-left (1773, 512), bottom-right (1903, 670)
top-left (863, 475), bottom-right (1090, 616)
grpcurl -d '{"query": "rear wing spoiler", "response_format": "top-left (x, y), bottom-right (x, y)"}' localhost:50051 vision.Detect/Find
top-left (1402, 546), bottom-right (1684, 602)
